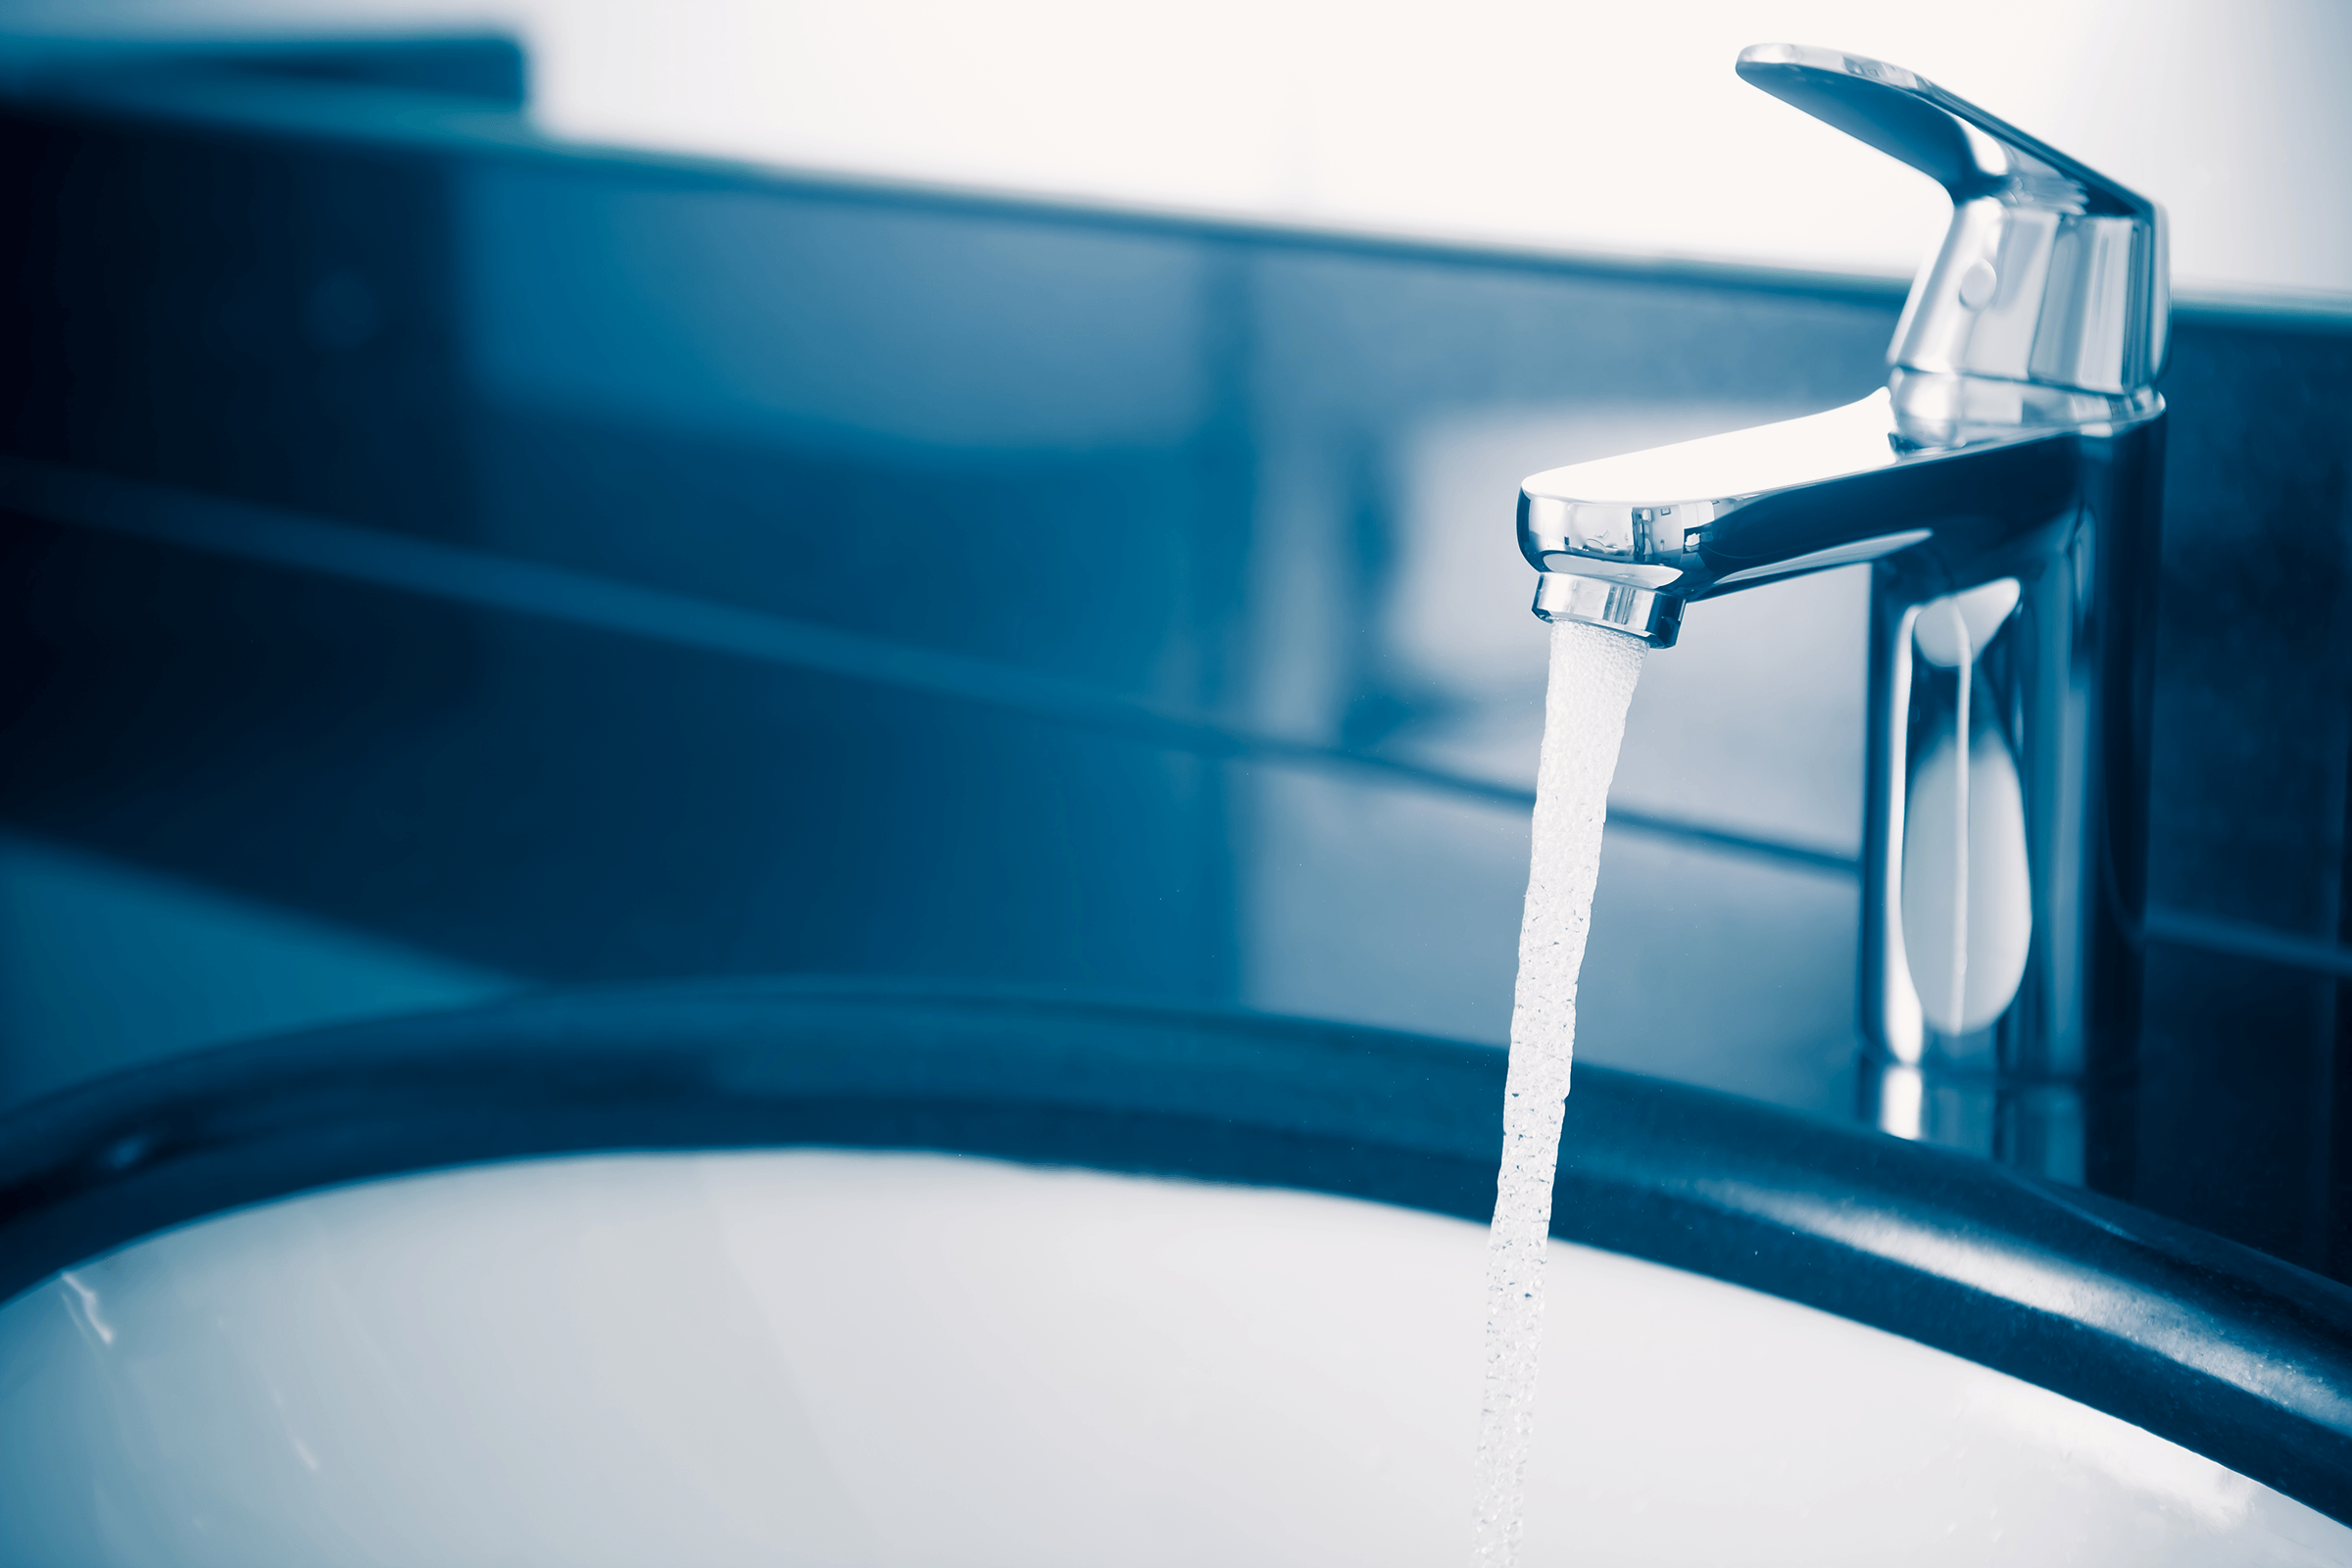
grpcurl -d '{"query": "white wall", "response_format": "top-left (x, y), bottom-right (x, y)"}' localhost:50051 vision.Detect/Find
top-left (15, 0), bottom-right (2349, 299)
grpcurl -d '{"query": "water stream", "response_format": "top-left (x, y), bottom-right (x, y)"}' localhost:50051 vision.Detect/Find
top-left (1473, 618), bottom-right (1647, 1565)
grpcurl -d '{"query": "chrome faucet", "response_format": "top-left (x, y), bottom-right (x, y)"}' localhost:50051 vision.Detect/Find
top-left (1520, 44), bottom-right (2168, 1184)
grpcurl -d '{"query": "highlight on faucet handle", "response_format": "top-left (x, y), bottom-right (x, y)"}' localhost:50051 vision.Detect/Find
top-left (1738, 42), bottom-right (2168, 411)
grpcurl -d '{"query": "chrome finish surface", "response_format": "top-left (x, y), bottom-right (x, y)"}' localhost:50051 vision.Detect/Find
top-left (1855, 436), bottom-right (2165, 1183)
top-left (1518, 45), bottom-right (2171, 1181)
top-left (1529, 570), bottom-right (1683, 645)
top-left (1888, 367), bottom-right (2162, 450)
top-left (1739, 42), bottom-right (2168, 399)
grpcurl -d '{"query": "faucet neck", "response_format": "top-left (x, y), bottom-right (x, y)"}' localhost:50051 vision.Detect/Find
top-left (1887, 368), bottom-right (2163, 452)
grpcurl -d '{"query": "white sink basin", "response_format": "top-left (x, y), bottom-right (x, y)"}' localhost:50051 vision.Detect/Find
top-left (6, 1148), bottom-right (2346, 1566)
top-left (2, 984), bottom-right (2347, 1564)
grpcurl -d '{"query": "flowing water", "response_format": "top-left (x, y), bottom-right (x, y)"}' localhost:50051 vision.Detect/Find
top-left (1472, 618), bottom-right (1648, 1565)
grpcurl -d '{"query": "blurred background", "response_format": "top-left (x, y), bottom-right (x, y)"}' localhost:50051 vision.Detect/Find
top-left (0, 1), bottom-right (2348, 1275)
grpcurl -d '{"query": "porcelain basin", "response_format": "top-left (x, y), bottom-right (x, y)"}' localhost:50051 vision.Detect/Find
top-left (2, 985), bottom-right (2347, 1565)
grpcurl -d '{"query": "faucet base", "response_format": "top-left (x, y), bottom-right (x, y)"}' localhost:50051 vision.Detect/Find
top-left (1531, 572), bottom-right (1683, 648)
top-left (1858, 1052), bottom-right (2087, 1187)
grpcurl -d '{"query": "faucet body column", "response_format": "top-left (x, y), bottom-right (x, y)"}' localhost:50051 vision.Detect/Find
top-left (1857, 416), bottom-right (2166, 1181)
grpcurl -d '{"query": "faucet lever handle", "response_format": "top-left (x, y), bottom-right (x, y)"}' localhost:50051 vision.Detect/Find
top-left (1736, 43), bottom-right (2146, 218)
top-left (1738, 42), bottom-right (2168, 404)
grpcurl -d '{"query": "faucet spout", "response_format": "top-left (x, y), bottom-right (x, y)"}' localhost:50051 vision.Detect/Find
top-left (1517, 387), bottom-right (2154, 647)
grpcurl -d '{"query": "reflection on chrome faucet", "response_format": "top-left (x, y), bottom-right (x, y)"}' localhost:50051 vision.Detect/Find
top-left (1514, 44), bottom-right (2169, 1184)
top-left (1897, 581), bottom-right (2031, 1042)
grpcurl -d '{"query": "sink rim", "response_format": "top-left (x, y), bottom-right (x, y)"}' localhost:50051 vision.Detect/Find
top-left (3, 975), bottom-right (2348, 1522)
